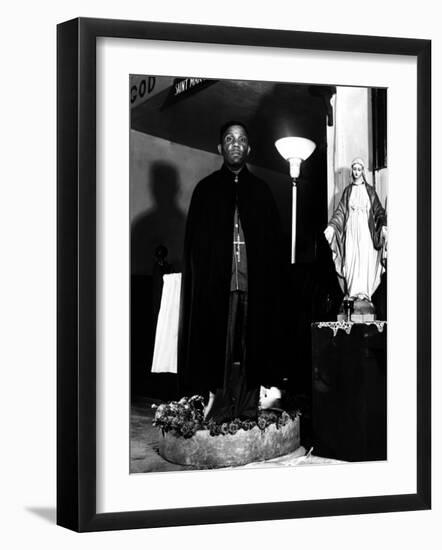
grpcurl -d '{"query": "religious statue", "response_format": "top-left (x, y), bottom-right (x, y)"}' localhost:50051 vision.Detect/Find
top-left (324, 158), bottom-right (387, 321)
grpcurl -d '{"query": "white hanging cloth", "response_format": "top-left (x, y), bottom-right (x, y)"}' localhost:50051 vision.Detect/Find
top-left (150, 273), bottom-right (181, 374)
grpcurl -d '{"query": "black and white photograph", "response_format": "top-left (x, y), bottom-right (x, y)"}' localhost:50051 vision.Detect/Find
top-left (56, 17), bottom-right (431, 528)
top-left (130, 75), bottom-right (388, 473)
top-left (0, 0), bottom-right (438, 545)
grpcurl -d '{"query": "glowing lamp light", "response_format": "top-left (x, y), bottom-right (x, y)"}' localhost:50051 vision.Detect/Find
top-left (275, 137), bottom-right (316, 180)
top-left (275, 136), bottom-right (316, 263)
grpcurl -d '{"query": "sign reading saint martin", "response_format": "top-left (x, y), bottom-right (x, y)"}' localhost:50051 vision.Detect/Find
top-left (173, 77), bottom-right (206, 95)
top-left (161, 78), bottom-right (218, 109)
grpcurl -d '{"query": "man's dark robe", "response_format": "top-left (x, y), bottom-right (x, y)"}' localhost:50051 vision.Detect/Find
top-left (178, 163), bottom-right (283, 398)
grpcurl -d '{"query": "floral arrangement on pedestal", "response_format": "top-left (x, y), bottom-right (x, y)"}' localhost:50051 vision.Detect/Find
top-left (152, 395), bottom-right (297, 439)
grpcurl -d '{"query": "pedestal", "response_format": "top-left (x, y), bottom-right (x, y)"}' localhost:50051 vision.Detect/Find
top-left (311, 321), bottom-right (387, 462)
top-left (337, 298), bottom-right (376, 322)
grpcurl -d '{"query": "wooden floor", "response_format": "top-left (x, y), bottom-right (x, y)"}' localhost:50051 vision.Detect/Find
top-left (130, 398), bottom-right (194, 473)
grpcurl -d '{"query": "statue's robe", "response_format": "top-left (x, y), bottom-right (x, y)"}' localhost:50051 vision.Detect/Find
top-left (328, 182), bottom-right (387, 296)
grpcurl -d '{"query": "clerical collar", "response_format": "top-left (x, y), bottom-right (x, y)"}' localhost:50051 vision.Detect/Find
top-left (221, 163), bottom-right (249, 180)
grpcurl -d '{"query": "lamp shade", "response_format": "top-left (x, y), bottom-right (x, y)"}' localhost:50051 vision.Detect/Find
top-left (275, 137), bottom-right (316, 161)
top-left (275, 137), bottom-right (316, 179)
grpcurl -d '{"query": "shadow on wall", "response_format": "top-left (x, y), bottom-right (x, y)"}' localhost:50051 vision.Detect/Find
top-left (331, 166), bottom-right (351, 215)
top-left (131, 161), bottom-right (186, 275)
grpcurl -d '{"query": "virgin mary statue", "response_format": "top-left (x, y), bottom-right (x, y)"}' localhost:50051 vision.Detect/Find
top-left (324, 158), bottom-right (387, 320)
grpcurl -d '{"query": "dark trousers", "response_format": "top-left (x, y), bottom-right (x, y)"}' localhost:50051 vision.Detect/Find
top-left (207, 291), bottom-right (259, 423)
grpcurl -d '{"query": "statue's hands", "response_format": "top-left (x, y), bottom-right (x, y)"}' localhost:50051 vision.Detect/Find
top-left (381, 226), bottom-right (388, 248)
top-left (324, 225), bottom-right (334, 243)
top-left (260, 386), bottom-right (282, 410)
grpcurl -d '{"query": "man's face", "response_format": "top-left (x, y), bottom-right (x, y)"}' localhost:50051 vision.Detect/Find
top-left (218, 124), bottom-right (251, 170)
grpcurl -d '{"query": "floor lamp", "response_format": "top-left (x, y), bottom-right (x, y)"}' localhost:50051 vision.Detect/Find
top-left (275, 137), bottom-right (316, 263)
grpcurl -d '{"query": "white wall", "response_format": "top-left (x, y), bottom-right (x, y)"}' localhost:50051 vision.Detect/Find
top-left (130, 131), bottom-right (221, 273)
top-left (130, 131), bottom-right (222, 223)
top-left (328, 87), bottom-right (388, 219)
top-left (0, 1), bottom-right (440, 549)
top-left (130, 130), bottom-right (292, 273)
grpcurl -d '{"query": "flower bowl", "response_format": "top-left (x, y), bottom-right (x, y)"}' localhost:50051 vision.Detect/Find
top-left (157, 413), bottom-right (300, 469)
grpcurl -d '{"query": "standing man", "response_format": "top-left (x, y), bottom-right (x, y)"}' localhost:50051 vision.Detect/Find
top-left (178, 121), bottom-right (283, 422)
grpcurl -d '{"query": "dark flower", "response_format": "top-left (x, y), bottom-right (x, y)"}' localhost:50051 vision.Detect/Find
top-left (228, 421), bottom-right (239, 435)
top-left (180, 424), bottom-right (190, 437)
top-left (257, 417), bottom-right (267, 431)
top-left (171, 418), bottom-right (182, 429)
top-left (220, 423), bottom-right (229, 435)
top-left (209, 424), bottom-right (221, 436)
top-left (189, 395), bottom-right (205, 411)
top-left (152, 396), bottom-right (237, 438)
top-left (260, 410), bottom-right (277, 426)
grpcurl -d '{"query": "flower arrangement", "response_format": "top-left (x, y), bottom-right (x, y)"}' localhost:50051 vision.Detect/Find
top-left (152, 395), bottom-right (205, 439)
top-left (152, 395), bottom-right (297, 439)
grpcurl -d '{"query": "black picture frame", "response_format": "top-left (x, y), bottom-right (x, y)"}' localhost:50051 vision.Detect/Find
top-left (57, 17), bottom-right (431, 532)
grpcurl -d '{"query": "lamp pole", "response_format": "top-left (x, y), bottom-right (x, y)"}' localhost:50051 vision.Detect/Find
top-left (291, 178), bottom-right (297, 264)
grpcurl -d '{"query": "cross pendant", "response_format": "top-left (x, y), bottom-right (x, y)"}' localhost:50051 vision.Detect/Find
top-left (234, 233), bottom-right (245, 263)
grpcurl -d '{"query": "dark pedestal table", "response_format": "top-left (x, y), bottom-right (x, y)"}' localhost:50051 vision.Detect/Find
top-left (311, 321), bottom-right (387, 462)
